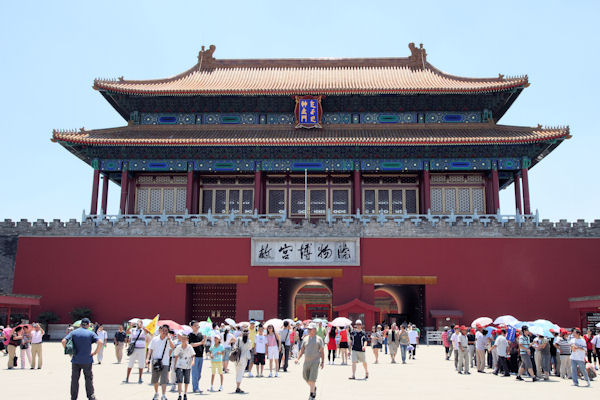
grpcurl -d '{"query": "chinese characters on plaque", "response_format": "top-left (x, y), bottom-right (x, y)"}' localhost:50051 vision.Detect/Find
top-left (295, 96), bottom-right (322, 128)
top-left (251, 238), bottom-right (359, 266)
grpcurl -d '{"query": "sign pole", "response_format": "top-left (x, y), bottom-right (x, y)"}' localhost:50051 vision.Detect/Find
top-left (305, 168), bottom-right (308, 220)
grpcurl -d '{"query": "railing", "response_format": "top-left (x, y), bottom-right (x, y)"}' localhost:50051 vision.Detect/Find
top-left (82, 208), bottom-right (539, 227)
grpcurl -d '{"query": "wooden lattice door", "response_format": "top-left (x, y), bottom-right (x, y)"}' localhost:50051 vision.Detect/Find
top-left (190, 284), bottom-right (237, 324)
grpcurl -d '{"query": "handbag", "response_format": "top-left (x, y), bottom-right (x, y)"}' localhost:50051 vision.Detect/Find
top-left (127, 330), bottom-right (142, 356)
top-left (64, 338), bottom-right (75, 355)
top-left (229, 338), bottom-right (241, 362)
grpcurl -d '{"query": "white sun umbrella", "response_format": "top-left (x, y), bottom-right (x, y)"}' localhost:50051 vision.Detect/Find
top-left (596, 322), bottom-right (600, 328)
top-left (264, 318), bottom-right (284, 330)
top-left (331, 317), bottom-right (352, 328)
top-left (238, 321), bottom-right (250, 328)
top-left (225, 318), bottom-right (236, 327)
top-left (471, 317), bottom-right (493, 328)
top-left (180, 325), bottom-right (193, 335)
top-left (493, 315), bottom-right (520, 326)
top-left (128, 317), bottom-right (143, 323)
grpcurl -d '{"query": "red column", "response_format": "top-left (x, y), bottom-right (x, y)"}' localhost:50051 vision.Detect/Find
top-left (90, 169), bottom-right (100, 215)
top-left (491, 168), bottom-right (500, 213)
top-left (422, 169), bottom-right (431, 213)
top-left (521, 168), bottom-right (531, 215)
top-left (353, 169), bottom-right (361, 213)
top-left (127, 175), bottom-right (136, 214)
top-left (186, 169), bottom-right (194, 213)
top-left (254, 170), bottom-right (262, 213)
top-left (119, 166), bottom-right (128, 214)
top-left (101, 175), bottom-right (109, 214)
top-left (513, 172), bottom-right (522, 214)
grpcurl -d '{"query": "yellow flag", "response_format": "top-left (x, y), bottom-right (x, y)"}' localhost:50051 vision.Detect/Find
top-left (146, 314), bottom-right (159, 335)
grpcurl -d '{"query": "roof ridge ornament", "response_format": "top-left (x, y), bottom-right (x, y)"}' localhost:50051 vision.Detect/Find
top-left (198, 44), bottom-right (216, 69)
top-left (408, 42), bottom-right (427, 69)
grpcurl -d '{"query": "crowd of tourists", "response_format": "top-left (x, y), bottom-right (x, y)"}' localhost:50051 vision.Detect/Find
top-left (1, 323), bottom-right (45, 369)
top-left (59, 317), bottom-right (421, 400)
top-left (442, 324), bottom-right (598, 387)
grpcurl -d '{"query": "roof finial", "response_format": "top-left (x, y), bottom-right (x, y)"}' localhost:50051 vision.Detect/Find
top-left (198, 44), bottom-right (216, 69)
top-left (408, 43), bottom-right (427, 69)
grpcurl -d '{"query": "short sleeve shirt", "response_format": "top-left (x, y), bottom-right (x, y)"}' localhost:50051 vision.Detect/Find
top-left (570, 338), bottom-right (586, 361)
top-left (173, 345), bottom-right (196, 369)
top-left (114, 331), bottom-right (127, 343)
top-left (301, 335), bottom-right (324, 363)
top-left (65, 328), bottom-right (99, 364)
top-left (188, 332), bottom-right (204, 357)
top-left (518, 335), bottom-right (530, 355)
top-left (130, 328), bottom-right (146, 348)
top-left (350, 330), bottom-right (367, 352)
top-left (210, 344), bottom-right (224, 362)
top-left (149, 336), bottom-right (171, 366)
top-left (254, 334), bottom-right (267, 353)
top-left (494, 335), bottom-right (508, 357)
top-left (475, 331), bottom-right (487, 350)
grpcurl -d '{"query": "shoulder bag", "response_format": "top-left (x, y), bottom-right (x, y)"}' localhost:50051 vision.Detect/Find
top-left (229, 338), bottom-right (241, 362)
top-left (152, 339), bottom-right (169, 372)
top-left (127, 330), bottom-right (142, 356)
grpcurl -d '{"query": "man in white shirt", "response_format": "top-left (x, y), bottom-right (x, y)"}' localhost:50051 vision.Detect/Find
top-left (570, 328), bottom-right (591, 387)
top-left (450, 325), bottom-right (460, 370)
top-left (407, 325), bottom-right (419, 360)
top-left (31, 322), bottom-right (45, 369)
top-left (147, 325), bottom-right (175, 400)
top-left (457, 326), bottom-right (470, 374)
top-left (253, 325), bottom-right (267, 377)
top-left (491, 329), bottom-right (510, 376)
top-left (475, 325), bottom-right (487, 373)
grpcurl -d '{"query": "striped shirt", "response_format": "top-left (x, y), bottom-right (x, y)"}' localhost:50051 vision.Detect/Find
top-left (518, 335), bottom-right (530, 355)
top-left (556, 338), bottom-right (571, 355)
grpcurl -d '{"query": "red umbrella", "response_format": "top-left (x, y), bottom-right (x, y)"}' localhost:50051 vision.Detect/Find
top-left (158, 320), bottom-right (182, 331)
top-left (303, 319), bottom-right (312, 325)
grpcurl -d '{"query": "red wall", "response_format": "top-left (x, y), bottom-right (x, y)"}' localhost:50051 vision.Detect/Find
top-left (12, 236), bottom-right (600, 328)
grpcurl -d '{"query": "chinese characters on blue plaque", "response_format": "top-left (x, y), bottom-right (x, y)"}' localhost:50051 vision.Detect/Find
top-left (295, 96), bottom-right (322, 128)
top-left (252, 238), bottom-right (359, 266)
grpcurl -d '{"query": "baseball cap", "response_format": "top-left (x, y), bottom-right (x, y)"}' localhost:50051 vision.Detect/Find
top-left (81, 318), bottom-right (91, 325)
top-left (355, 319), bottom-right (362, 325)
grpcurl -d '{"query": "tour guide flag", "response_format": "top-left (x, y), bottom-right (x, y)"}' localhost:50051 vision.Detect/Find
top-left (146, 314), bottom-right (159, 335)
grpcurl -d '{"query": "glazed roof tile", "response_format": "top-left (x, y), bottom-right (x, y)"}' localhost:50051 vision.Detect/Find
top-left (52, 123), bottom-right (570, 147)
top-left (93, 44), bottom-right (528, 96)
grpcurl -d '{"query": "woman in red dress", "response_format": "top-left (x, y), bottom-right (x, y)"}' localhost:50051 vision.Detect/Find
top-left (327, 326), bottom-right (337, 365)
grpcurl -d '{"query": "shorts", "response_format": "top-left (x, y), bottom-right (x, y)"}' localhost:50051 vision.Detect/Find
top-left (352, 351), bottom-right (366, 363)
top-left (267, 346), bottom-right (279, 360)
top-left (302, 361), bottom-right (320, 382)
top-left (128, 348), bottom-right (146, 369)
top-left (223, 348), bottom-right (231, 361)
top-left (254, 352), bottom-right (266, 365)
top-left (151, 366), bottom-right (169, 384)
top-left (211, 361), bottom-right (223, 374)
top-left (175, 368), bottom-right (191, 384)
top-left (373, 343), bottom-right (382, 349)
top-left (339, 342), bottom-right (348, 349)
top-left (520, 354), bottom-right (533, 370)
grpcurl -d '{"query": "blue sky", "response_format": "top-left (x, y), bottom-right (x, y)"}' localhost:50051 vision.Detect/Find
top-left (1, 0), bottom-right (598, 222)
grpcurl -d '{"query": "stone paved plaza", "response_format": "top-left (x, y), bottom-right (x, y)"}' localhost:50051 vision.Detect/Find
top-left (1, 343), bottom-right (597, 399)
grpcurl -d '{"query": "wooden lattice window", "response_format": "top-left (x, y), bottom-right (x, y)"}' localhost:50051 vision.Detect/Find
top-left (200, 188), bottom-right (253, 214)
top-left (135, 174), bottom-right (187, 214)
top-left (429, 173), bottom-right (486, 214)
top-left (362, 188), bottom-right (419, 214)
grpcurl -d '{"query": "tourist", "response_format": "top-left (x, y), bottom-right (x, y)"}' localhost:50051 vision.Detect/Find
top-left (441, 326), bottom-right (451, 360)
top-left (266, 324), bottom-right (280, 377)
top-left (516, 325), bottom-right (537, 382)
top-left (169, 332), bottom-right (181, 393)
top-left (475, 325), bottom-right (487, 372)
top-left (295, 322), bottom-right (324, 399)
top-left (584, 329), bottom-right (597, 368)
top-left (20, 325), bottom-right (32, 369)
top-left (407, 325), bottom-right (419, 360)
top-left (234, 328), bottom-right (253, 393)
top-left (555, 329), bottom-right (572, 379)
top-left (457, 326), bottom-right (470, 375)
top-left (386, 323), bottom-right (400, 363)
top-left (30, 322), bottom-right (44, 369)
top-left (316, 321), bottom-right (326, 341)
top-left (253, 324), bottom-right (267, 377)
top-left (570, 328), bottom-right (591, 387)
top-left (550, 329), bottom-right (560, 377)
top-left (397, 325), bottom-right (408, 364)
top-left (0, 326), bottom-right (7, 355)
top-left (491, 328), bottom-right (510, 376)
top-left (95, 324), bottom-right (108, 364)
top-left (188, 320), bottom-right (205, 393)
top-left (209, 336), bottom-right (225, 391)
top-left (371, 325), bottom-right (383, 363)
top-left (147, 325), bottom-right (175, 400)
top-left (327, 326), bottom-right (337, 364)
top-left (222, 326), bottom-right (235, 373)
top-left (114, 324), bottom-right (126, 364)
top-left (278, 320), bottom-right (292, 372)
top-left (173, 334), bottom-right (195, 400)
top-left (338, 325), bottom-right (349, 365)
top-left (467, 328), bottom-right (476, 368)
top-left (538, 333), bottom-right (551, 380)
top-left (349, 320), bottom-right (368, 380)
top-left (592, 330), bottom-right (600, 369)
top-left (7, 325), bottom-right (23, 369)
top-left (382, 325), bottom-right (388, 355)
top-left (125, 319), bottom-right (148, 384)
top-left (62, 318), bottom-right (102, 400)
top-left (247, 320), bottom-right (257, 377)
top-left (450, 325), bottom-right (460, 370)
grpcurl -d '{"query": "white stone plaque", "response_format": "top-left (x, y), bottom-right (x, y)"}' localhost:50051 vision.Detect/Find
top-left (251, 237), bottom-right (360, 266)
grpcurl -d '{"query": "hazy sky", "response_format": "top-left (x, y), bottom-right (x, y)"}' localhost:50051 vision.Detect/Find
top-left (1, 1), bottom-right (598, 222)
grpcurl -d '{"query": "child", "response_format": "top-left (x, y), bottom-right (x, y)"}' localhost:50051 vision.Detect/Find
top-left (209, 336), bottom-right (225, 391)
top-left (253, 324), bottom-right (267, 377)
top-left (173, 334), bottom-right (195, 400)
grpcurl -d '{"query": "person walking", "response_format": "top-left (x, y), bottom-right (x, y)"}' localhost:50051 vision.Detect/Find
top-left (584, 329), bottom-right (597, 369)
top-left (450, 325), bottom-right (460, 370)
top-left (62, 318), bottom-right (102, 400)
top-left (265, 324), bottom-right (280, 377)
top-left (173, 334), bottom-right (195, 400)
top-left (147, 325), bottom-right (175, 400)
top-left (253, 324), bottom-right (267, 377)
top-left (209, 336), bottom-right (225, 392)
top-left (125, 319), bottom-right (149, 384)
top-left (188, 320), bottom-right (205, 393)
top-left (114, 325), bottom-right (126, 364)
top-left (371, 325), bottom-right (383, 363)
top-left (338, 325), bottom-right (349, 365)
top-left (327, 326), bottom-right (337, 365)
top-left (457, 326), bottom-right (470, 375)
top-left (516, 326), bottom-right (538, 382)
top-left (386, 323), bottom-right (400, 363)
top-left (20, 325), bottom-right (33, 369)
top-left (398, 325), bottom-right (409, 364)
top-left (7, 326), bottom-right (23, 369)
top-left (233, 328), bottom-right (253, 393)
top-left (538, 333), bottom-right (551, 380)
top-left (278, 321), bottom-right (291, 372)
top-left (475, 325), bottom-right (487, 372)
top-left (491, 328), bottom-right (510, 376)
top-left (246, 320), bottom-right (257, 377)
top-left (295, 322), bottom-right (324, 400)
top-left (441, 326), bottom-right (451, 360)
top-left (407, 325), bottom-right (419, 360)
top-left (95, 325), bottom-right (108, 364)
top-left (570, 328), bottom-right (591, 387)
top-left (349, 320), bottom-right (368, 380)
top-left (555, 329), bottom-right (572, 379)
top-left (222, 327), bottom-right (235, 373)
top-left (30, 322), bottom-right (44, 369)
top-left (592, 330), bottom-right (600, 370)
